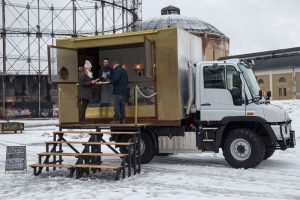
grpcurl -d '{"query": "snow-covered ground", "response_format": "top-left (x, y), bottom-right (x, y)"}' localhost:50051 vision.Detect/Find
top-left (0, 100), bottom-right (300, 200)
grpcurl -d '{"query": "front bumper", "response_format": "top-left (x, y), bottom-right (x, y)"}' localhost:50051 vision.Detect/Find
top-left (271, 121), bottom-right (296, 150)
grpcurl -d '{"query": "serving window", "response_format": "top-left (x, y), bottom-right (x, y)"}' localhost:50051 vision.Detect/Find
top-left (79, 40), bottom-right (156, 111)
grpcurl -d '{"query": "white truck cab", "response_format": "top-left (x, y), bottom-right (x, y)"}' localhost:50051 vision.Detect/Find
top-left (119, 58), bottom-right (295, 169)
top-left (190, 59), bottom-right (295, 168)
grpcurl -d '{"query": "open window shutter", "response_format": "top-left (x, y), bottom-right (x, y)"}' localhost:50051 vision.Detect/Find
top-left (144, 38), bottom-right (155, 79)
top-left (48, 45), bottom-right (78, 83)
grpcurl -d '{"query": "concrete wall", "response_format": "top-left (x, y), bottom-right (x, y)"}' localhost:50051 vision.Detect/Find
top-left (254, 67), bottom-right (300, 100)
top-left (256, 74), bottom-right (270, 93)
top-left (296, 72), bottom-right (300, 99)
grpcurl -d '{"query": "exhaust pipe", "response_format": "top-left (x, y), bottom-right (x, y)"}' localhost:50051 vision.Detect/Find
top-left (186, 62), bottom-right (195, 115)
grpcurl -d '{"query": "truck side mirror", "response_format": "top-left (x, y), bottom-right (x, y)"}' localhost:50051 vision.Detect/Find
top-left (232, 73), bottom-right (241, 88)
top-left (231, 87), bottom-right (243, 106)
top-left (267, 91), bottom-right (272, 100)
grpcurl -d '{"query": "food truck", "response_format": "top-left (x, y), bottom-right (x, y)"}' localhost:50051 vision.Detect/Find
top-left (48, 27), bottom-right (295, 168)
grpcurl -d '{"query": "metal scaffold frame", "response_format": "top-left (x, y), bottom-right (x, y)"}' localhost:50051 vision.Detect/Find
top-left (0, 0), bottom-right (142, 118)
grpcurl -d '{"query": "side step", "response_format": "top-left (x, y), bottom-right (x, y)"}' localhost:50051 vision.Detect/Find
top-left (199, 126), bottom-right (219, 152)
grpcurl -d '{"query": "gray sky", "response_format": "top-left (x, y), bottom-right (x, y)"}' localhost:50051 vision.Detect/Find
top-left (142, 0), bottom-right (300, 55)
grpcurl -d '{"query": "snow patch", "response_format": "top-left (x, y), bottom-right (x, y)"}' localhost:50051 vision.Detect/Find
top-left (0, 101), bottom-right (300, 199)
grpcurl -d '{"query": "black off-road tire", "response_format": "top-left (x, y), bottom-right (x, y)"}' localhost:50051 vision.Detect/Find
top-left (223, 128), bottom-right (265, 169)
top-left (120, 132), bottom-right (155, 164)
top-left (264, 145), bottom-right (276, 160)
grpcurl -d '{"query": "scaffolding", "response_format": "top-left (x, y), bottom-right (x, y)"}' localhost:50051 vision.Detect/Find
top-left (0, 0), bottom-right (142, 118)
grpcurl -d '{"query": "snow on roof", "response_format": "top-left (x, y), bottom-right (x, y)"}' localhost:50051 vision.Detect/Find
top-left (137, 12), bottom-right (225, 36)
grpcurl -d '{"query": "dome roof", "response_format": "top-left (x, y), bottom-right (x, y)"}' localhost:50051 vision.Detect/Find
top-left (137, 6), bottom-right (225, 37)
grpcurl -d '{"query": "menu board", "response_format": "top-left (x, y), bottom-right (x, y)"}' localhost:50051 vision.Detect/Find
top-left (5, 146), bottom-right (27, 172)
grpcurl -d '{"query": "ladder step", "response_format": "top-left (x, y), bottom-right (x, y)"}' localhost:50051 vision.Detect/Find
top-left (38, 152), bottom-right (128, 157)
top-left (53, 131), bottom-right (139, 135)
top-left (203, 139), bottom-right (214, 142)
top-left (30, 163), bottom-right (73, 168)
top-left (202, 128), bottom-right (218, 130)
top-left (75, 164), bottom-right (121, 170)
top-left (30, 163), bottom-right (122, 170)
top-left (46, 141), bottom-right (133, 146)
top-left (58, 123), bottom-right (149, 128)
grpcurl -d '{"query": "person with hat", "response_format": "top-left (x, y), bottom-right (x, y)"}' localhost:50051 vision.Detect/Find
top-left (110, 61), bottom-right (128, 124)
top-left (78, 60), bottom-right (97, 123)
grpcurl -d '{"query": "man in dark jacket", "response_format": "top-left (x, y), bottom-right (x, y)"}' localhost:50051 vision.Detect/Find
top-left (99, 58), bottom-right (114, 81)
top-left (78, 60), bottom-right (96, 123)
top-left (99, 58), bottom-right (114, 106)
top-left (110, 61), bottom-right (128, 124)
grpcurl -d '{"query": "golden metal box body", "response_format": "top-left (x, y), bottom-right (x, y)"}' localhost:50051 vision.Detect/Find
top-left (52, 27), bottom-right (202, 125)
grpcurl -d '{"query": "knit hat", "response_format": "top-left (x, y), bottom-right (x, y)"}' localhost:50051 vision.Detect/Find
top-left (84, 60), bottom-right (92, 69)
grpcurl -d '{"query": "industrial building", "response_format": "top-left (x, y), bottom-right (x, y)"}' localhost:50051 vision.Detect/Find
top-left (0, 0), bottom-right (142, 118)
top-left (220, 47), bottom-right (300, 100)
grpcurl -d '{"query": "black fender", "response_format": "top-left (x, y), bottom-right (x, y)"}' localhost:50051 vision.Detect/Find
top-left (215, 116), bottom-right (277, 146)
top-left (144, 127), bottom-right (158, 152)
top-left (112, 127), bottom-right (158, 151)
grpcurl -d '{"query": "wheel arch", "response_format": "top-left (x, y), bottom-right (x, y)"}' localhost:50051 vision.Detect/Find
top-left (216, 116), bottom-right (277, 147)
top-left (114, 127), bottom-right (158, 152)
top-left (143, 127), bottom-right (158, 152)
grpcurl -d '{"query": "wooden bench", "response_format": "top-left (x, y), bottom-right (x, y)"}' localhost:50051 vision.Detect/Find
top-left (46, 141), bottom-right (133, 146)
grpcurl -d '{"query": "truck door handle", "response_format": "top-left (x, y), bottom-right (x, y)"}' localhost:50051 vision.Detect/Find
top-left (201, 103), bottom-right (211, 106)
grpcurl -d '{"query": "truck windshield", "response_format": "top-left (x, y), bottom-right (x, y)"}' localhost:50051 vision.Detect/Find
top-left (238, 63), bottom-right (260, 101)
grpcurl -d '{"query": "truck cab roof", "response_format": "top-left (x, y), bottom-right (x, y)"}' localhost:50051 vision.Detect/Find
top-left (196, 58), bottom-right (241, 66)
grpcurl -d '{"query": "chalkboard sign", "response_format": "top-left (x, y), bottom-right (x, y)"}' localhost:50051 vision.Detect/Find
top-left (5, 146), bottom-right (27, 172)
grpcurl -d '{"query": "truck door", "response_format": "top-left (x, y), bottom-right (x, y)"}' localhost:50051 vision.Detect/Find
top-left (48, 46), bottom-right (79, 123)
top-left (200, 64), bottom-right (245, 121)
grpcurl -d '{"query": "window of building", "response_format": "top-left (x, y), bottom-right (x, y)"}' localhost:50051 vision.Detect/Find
top-left (283, 88), bottom-right (287, 96)
top-left (279, 77), bottom-right (286, 83)
top-left (279, 88), bottom-right (287, 97)
top-left (258, 79), bottom-right (264, 84)
top-left (279, 88), bottom-right (282, 96)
